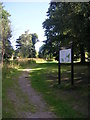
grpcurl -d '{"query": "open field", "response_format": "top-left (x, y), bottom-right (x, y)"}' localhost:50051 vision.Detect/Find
top-left (2, 59), bottom-right (89, 118)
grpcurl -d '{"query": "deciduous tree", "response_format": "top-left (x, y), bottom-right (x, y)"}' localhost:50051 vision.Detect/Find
top-left (42, 2), bottom-right (90, 62)
top-left (16, 30), bottom-right (38, 58)
top-left (0, 3), bottom-right (13, 62)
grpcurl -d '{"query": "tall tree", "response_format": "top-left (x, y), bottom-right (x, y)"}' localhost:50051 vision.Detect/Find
top-left (16, 30), bottom-right (38, 58)
top-left (31, 33), bottom-right (38, 58)
top-left (42, 2), bottom-right (90, 62)
top-left (0, 3), bottom-right (13, 62)
top-left (0, 3), bottom-right (2, 62)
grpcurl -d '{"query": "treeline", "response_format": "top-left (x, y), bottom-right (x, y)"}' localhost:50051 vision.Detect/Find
top-left (1, 2), bottom-right (90, 63)
top-left (39, 2), bottom-right (90, 63)
top-left (0, 3), bottom-right (38, 63)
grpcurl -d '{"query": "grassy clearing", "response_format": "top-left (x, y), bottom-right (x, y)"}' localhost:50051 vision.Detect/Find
top-left (30, 62), bottom-right (88, 118)
top-left (2, 59), bottom-right (88, 118)
top-left (2, 61), bottom-right (37, 118)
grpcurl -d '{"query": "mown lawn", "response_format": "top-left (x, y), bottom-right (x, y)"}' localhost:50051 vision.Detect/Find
top-left (30, 62), bottom-right (88, 118)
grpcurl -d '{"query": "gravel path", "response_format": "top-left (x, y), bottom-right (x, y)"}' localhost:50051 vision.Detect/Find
top-left (8, 70), bottom-right (56, 118)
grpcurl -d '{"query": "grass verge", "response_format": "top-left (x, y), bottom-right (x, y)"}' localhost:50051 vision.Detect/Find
top-left (2, 62), bottom-right (37, 118)
top-left (2, 64), bottom-right (21, 117)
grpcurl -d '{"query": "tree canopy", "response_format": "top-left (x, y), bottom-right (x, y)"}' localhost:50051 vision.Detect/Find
top-left (41, 2), bottom-right (90, 62)
top-left (0, 2), bottom-right (13, 62)
top-left (16, 30), bottom-right (38, 58)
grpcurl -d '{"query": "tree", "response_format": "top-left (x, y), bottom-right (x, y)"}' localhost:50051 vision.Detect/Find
top-left (31, 33), bottom-right (38, 58)
top-left (0, 3), bottom-right (13, 62)
top-left (16, 30), bottom-right (38, 58)
top-left (42, 2), bottom-right (90, 62)
top-left (66, 3), bottom-right (90, 62)
top-left (39, 44), bottom-right (47, 59)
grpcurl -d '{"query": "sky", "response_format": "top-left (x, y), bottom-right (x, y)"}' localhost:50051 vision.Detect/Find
top-left (3, 2), bottom-right (50, 51)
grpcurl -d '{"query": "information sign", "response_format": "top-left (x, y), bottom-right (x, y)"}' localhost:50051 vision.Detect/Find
top-left (59, 49), bottom-right (71, 63)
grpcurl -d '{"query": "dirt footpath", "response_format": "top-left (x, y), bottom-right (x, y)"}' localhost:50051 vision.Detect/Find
top-left (9, 70), bottom-right (56, 118)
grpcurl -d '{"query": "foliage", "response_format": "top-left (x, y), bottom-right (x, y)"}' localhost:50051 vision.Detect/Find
top-left (0, 2), bottom-right (13, 61)
top-left (38, 43), bottom-right (53, 59)
top-left (16, 30), bottom-right (38, 58)
top-left (42, 2), bottom-right (90, 62)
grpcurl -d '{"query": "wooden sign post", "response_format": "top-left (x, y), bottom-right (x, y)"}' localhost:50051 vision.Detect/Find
top-left (71, 43), bottom-right (74, 85)
top-left (58, 50), bottom-right (61, 84)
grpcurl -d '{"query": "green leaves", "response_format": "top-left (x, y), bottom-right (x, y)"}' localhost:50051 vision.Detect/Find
top-left (0, 2), bottom-right (13, 60)
top-left (42, 2), bottom-right (90, 62)
top-left (16, 30), bottom-right (38, 58)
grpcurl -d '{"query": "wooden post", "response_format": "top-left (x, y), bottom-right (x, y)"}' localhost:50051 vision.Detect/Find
top-left (58, 50), bottom-right (61, 84)
top-left (71, 43), bottom-right (74, 85)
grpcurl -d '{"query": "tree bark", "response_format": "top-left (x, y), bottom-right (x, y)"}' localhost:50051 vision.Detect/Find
top-left (80, 44), bottom-right (85, 63)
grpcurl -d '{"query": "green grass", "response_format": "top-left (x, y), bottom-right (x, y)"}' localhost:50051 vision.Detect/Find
top-left (0, 65), bottom-right (2, 119)
top-left (2, 62), bottom-right (37, 118)
top-left (2, 64), bottom-right (21, 117)
top-left (2, 60), bottom-right (88, 118)
top-left (30, 62), bottom-right (88, 118)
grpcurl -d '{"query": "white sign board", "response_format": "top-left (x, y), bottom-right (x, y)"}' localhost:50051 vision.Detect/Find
top-left (59, 49), bottom-right (71, 63)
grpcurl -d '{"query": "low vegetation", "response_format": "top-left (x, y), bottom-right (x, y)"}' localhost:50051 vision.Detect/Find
top-left (2, 63), bottom-right (20, 117)
top-left (30, 61), bottom-right (88, 118)
top-left (2, 59), bottom-right (88, 118)
top-left (2, 60), bottom-right (36, 118)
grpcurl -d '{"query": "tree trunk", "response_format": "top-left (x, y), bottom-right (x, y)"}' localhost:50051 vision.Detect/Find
top-left (50, 41), bottom-right (52, 59)
top-left (80, 44), bottom-right (85, 63)
top-left (2, 41), bottom-right (4, 66)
